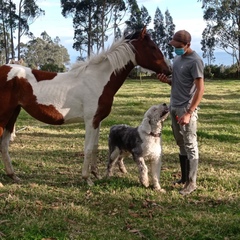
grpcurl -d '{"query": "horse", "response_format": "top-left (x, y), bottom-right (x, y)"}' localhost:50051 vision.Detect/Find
top-left (0, 27), bottom-right (172, 185)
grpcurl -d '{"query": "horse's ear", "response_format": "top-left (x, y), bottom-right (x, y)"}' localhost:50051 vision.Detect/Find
top-left (140, 26), bottom-right (147, 40)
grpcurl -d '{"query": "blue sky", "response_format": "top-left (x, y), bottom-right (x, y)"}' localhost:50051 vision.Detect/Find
top-left (18, 0), bottom-right (231, 65)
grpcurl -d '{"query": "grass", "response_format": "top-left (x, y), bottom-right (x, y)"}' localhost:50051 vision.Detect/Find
top-left (0, 79), bottom-right (240, 240)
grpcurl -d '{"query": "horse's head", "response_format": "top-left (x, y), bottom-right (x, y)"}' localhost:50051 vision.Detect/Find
top-left (126, 27), bottom-right (172, 76)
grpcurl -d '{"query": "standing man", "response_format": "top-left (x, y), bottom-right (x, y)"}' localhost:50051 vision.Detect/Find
top-left (157, 30), bottom-right (204, 195)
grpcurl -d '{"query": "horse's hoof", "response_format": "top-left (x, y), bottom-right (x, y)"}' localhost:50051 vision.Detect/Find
top-left (7, 174), bottom-right (21, 183)
top-left (91, 171), bottom-right (102, 180)
top-left (155, 188), bottom-right (166, 193)
top-left (85, 178), bottom-right (94, 186)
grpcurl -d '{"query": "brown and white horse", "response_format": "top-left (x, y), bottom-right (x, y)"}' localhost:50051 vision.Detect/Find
top-left (0, 27), bottom-right (172, 185)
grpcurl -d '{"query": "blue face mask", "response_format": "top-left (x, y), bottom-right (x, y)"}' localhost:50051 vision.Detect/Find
top-left (174, 48), bottom-right (186, 56)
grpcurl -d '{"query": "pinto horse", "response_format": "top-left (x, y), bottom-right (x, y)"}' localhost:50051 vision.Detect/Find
top-left (0, 27), bottom-right (172, 185)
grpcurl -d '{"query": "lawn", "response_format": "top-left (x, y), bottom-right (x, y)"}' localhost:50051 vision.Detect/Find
top-left (0, 79), bottom-right (239, 240)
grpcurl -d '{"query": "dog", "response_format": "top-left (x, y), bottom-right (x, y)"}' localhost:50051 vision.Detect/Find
top-left (106, 103), bottom-right (169, 191)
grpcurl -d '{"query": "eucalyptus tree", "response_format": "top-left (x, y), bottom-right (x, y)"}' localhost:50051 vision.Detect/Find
top-left (201, 24), bottom-right (215, 65)
top-left (125, 0), bottom-right (151, 31)
top-left (20, 31), bottom-right (70, 70)
top-left (152, 7), bottom-right (175, 60)
top-left (0, 0), bottom-right (18, 62)
top-left (16, 0), bottom-right (45, 60)
top-left (0, 0), bottom-right (44, 63)
top-left (0, 23), bottom-right (11, 64)
top-left (164, 9), bottom-right (175, 59)
top-left (61, 0), bottom-right (126, 58)
top-left (112, 0), bottom-right (126, 40)
top-left (199, 0), bottom-right (240, 73)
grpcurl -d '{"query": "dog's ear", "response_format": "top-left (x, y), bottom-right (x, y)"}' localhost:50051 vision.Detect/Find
top-left (140, 117), bottom-right (151, 134)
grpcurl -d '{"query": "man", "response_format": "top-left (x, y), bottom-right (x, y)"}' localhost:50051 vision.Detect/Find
top-left (157, 30), bottom-right (204, 195)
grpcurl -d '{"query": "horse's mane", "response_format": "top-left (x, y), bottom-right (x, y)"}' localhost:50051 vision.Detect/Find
top-left (70, 36), bottom-right (137, 74)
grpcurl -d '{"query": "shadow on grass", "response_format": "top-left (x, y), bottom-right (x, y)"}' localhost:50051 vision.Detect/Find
top-left (198, 130), bottom-right (240, 143)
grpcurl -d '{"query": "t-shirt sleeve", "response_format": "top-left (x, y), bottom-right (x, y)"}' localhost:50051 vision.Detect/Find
top-left (192, 59), bottom-right (204, 79)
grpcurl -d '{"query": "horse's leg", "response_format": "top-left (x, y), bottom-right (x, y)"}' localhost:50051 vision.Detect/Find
top-left (0, 106), bottom-right (21, 182)
top-left (10, 124), bottom-right (16, 141)
top-left (90, 124), bottom-right (101, 179)
top-left (82, 122), bottom-right (100, 185)
top-left (0, 129), bottom-right (19, 182)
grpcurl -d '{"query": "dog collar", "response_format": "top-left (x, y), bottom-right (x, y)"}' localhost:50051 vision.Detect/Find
top-left (150, 132), bottom-right (161, 137)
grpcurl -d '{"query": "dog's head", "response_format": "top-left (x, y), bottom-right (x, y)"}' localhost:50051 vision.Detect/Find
top-left (140, 103), bottom-right (169, 136)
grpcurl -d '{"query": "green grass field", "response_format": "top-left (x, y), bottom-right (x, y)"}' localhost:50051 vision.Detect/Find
top-left (0, 79), bottom-right (239, 240)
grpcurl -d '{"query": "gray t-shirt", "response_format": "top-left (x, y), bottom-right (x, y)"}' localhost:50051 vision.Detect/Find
top-left (170, 51), bottom-right (204, 108)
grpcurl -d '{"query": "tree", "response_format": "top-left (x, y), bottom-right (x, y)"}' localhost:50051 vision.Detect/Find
top-left (164, 9), bottom-right (175, 59)
top-left (61, 0), bottom-right (126, 58)
top-left (125, 1), bottom-right (151, 31)
top-left (201, 24), bottom-right (215, 65)
top-left (16, 0), bottom-right (45, 60)
top-left (200, 0), bottom-right (240, 74)
top-left (0, 0), bottom-right (44, 63)
top-left (0, 23), bottom-right (11, 64)
top-left (0, 0), bottom-right (18, 62)
top-left (152, 7), bottom-right (175, 60)
top-left (20, 31), bottom-right (70, 71)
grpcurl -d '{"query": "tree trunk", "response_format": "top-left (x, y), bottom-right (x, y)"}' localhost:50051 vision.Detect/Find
top-left (87, 7), bottom-right (92, 57)
top-left (17, 0), bottom-right (23, 60)
top-left (9, 0), bottom-right (15, 60)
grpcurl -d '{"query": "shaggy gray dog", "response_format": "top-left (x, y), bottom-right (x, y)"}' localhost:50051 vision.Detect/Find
top-left (106, 103), bottom-right (169, 191)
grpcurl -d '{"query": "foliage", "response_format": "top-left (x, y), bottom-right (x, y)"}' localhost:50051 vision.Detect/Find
top-left (200, 0), bottom-right (240, 74)
top-left (201, 24), bottom-right (216, 65)
top-left (0, 0), bottom-right (18, 62)
top-left (125, 1), bottom-right (151, 32)
top-left (151, 7), bottom-right (175, 60)
top-left (20, 31), bottom-right (70, 69)
top-left (60, 0), bottom-right (175, 61)
top-left (0, 0), bottom-right (44, 63)
top-left (0, 79), bottom-right (239, 239)
top-left (61, 0), bottom-right (126, 58)
top-left (40, 63), bottom-right (66, 73)
top-left (16, 0), bottom-right (45, 60)
top-left (204, 63), bottom-right (240, 79)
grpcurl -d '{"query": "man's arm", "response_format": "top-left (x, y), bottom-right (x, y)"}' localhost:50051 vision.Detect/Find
top-left (187, 77), bottom-right (205, 114)
top-left (178, 77), bottom-right (204, 125)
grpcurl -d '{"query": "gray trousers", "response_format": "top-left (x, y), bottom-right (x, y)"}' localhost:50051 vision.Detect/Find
top-left (170, 107), bottom-right (199, 161)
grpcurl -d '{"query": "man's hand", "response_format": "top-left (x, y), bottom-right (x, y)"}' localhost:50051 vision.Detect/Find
top-left (157, 73), bottom-right (172, 85)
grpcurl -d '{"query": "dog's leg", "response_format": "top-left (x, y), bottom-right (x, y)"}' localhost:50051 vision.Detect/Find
top-left (151, 156), bottom-right (166, 192)
top-left (107, 147), bottom-right (120, 177)
top-left (135, 156), bottom-right (149, 188)
top-left (117, 157), bottom-right (127, 174)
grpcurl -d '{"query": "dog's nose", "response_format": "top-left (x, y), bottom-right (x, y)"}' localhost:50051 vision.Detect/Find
top-left (163, 103), bottom-right (167, 106)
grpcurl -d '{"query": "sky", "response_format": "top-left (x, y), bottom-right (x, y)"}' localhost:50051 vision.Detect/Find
top-left (19, 0), bottom-right (232, 65)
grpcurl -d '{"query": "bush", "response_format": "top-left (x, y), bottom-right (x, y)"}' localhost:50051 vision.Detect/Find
top-left (204, 63), bottom-right (240, 79)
